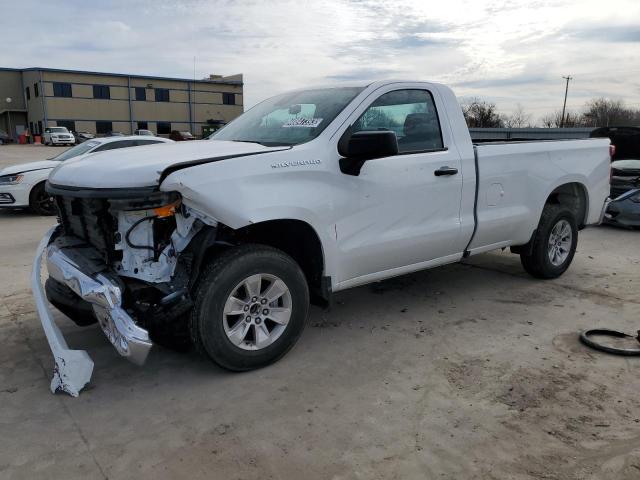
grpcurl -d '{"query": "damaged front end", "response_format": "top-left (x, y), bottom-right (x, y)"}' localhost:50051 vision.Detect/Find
top-left (32, 187), bottom-right (216, 396)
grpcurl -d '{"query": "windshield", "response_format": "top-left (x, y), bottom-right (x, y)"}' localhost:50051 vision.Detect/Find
top-left (211, 86), bottom-right (365, 146)
top-left (51, 141), bottom-right (100, 161)
top-left (50, 127), bottom-right (68, 133)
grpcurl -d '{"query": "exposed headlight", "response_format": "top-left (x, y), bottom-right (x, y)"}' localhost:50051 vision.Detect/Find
top-left (0, 174), bottom-right (23, 185)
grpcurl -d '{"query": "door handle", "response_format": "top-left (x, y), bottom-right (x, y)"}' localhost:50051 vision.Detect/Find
top-left (434, 166), bottom-right (458, 176)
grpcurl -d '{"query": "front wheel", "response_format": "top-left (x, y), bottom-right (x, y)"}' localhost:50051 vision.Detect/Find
top-left (29, 182), bottom-right (57, 216)
top-left (190, 244), bottom-right (310, 371)
top-left (520, 204), bottom-right (578, 279)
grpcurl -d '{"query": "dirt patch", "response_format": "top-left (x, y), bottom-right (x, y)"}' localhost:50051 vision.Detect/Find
top-left (496, 367), bottom-right (587, 412)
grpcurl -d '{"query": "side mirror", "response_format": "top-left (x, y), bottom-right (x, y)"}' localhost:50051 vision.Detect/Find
top-left (338, 130), bottom-right (398, 159)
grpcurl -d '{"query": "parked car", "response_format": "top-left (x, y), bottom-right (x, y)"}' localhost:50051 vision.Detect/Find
top-left (0, 136), bottom-right (173, 215)
top-left (0, 130), bottom-right (11, 144)
top-left (170, 130), bottom-right (195, 141)
top-left (43, 127), bottom-right (75, 146)
top-left (134, 129), bottom-right (155, 136)
top-left (603, 159), bottom-right (640, 228)
top-left (73, 131), bottom-right (95, 144)
top-left (32, 80), bottom-right (612, 396)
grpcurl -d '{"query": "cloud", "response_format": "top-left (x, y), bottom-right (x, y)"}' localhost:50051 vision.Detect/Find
top-left (569, 25), bottom-right (640, 43)
top-left (1, 0), bottom-right (639, 123)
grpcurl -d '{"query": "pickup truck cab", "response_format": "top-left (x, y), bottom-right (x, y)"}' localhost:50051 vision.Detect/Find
top-left (33, 81), bottom-right (611, 395)
top-left (43, 126), bottom-right (75, 146)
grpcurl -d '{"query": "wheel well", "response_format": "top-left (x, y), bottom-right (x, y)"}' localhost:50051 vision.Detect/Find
top-left (215, 219), bottom-right (329, 307)
top-left (545, 182), bottom-right (588, 229)
top-left (28, 181), bottom-right (48, 206)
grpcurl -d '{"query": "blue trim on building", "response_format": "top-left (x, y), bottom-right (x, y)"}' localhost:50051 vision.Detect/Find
top-left (0, 66), bottom-right (243, 86)
top-left (48, 117), bottom-right (214, 124)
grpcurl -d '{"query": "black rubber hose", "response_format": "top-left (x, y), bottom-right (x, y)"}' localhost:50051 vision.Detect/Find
top-left (125, 215), bottom-right (157, 252)
top-left (579, 329), bottom-right (640, 356)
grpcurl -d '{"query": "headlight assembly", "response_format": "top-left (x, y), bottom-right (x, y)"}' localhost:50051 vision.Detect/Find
top-left (0, 174), bottom-right (23, 185)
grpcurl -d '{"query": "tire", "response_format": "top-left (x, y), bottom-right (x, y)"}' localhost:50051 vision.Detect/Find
top-left (29, 182), bottom-right (57, 216)
top-left (45, 278), bottom-right (97, 326)
top-left (520, 204), bottom-right (578, 279)
top-left (190, 244), bottom-right (309, 371)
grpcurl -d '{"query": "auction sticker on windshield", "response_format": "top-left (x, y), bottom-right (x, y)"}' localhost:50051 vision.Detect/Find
top-left (282, 118), bottom-right (323, 128)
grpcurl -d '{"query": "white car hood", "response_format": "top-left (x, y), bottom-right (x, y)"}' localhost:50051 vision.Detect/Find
top-left (0, 160), bottom-right (59, 176)
top-left (48, 140), bottom-right (287, 189)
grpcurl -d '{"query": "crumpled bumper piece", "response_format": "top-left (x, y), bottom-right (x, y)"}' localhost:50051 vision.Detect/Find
top-left (604, 188), bottom-right (640, 227)
top-left (32, 225), bottom-right (153, 396)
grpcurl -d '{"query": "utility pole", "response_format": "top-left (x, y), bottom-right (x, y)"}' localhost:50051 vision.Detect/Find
top-left (560, 75), bottom-right (572, 128)
top-left (5, 97), bottom-right (12, 141)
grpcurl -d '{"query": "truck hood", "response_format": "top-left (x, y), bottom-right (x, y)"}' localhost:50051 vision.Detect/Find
top-left (47, 140), bottom-right (288, 189)
top-left (0, 159), bottom-right (59, 176)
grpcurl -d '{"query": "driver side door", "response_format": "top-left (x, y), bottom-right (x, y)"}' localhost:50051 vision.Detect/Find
top-left (333, 87), bottom-right (465, 285)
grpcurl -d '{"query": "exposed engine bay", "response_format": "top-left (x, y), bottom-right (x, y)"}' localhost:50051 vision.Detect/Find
top-left (47, 190), bottom-right (218, 346)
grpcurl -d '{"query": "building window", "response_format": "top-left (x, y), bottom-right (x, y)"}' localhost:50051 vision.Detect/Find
top-left (96, 121), bottom-right (113, 134)
top-left (135, 87), bottom-right (146, 101)
top-left (93, 85), bottom-right (111, 99)
top-left (53, 82), bottom-right (73, 98)
top-left (155, 88), bottom-right (170, 102)
top-left (137, 121), bottom-right (148, 130)
top-left (56, 120), bottom-right (76, 132)
top-left (222, 92), bottom-right (235, 105)
top-left (34, 83), bottom-right (39, 97)
top-left (157, 122), bottom-right (171, 135)
top-left (25, 87), bottom-right (30, 100)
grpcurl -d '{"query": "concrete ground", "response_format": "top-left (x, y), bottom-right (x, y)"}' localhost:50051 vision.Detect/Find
top-left (1, 144), bottom-right (639, 479)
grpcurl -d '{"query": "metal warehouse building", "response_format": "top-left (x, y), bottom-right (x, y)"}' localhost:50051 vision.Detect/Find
top-left (0, 67), bottom-right (243, 139)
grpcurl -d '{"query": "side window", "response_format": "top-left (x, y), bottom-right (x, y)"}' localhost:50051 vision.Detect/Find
top-left (94, 140), bottom-right (134, 152)
top-left (353, 89), bottom-right (443, 153)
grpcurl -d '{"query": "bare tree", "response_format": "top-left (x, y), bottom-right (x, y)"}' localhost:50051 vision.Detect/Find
top-left (581, 98), bottom-right (640, 127)
top-left (460, 97), bottom-right (504, 128)
top-left (540, 110), bottom-right (582, 128)
top-left (504, 103), bottom-right (533, 128)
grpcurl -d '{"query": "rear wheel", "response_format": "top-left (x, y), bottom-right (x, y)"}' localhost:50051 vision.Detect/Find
top-left (29, 182), bottom-right (56, 216)
top-left (520, 204), bottom-right (578, 279)
top-left (190, 244), bottom-right (309, 371)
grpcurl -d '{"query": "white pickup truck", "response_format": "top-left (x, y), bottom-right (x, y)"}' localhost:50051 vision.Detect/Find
top-left (33, 81), bottom-right (611, 395)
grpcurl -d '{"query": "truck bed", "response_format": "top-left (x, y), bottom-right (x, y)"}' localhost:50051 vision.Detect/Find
top-left (467, 138), bottom-right (611, 254)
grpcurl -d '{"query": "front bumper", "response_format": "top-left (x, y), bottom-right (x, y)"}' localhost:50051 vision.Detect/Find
top-left (32, 225), bottom-right (152, 396)
top-left (0, 182), bottom-right (31, 207)
top-left (50, 137), bottom-right (75, 144)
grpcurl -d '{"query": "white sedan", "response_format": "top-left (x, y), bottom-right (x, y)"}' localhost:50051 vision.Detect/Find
top-left (0, 136), bottom-right (173, 215)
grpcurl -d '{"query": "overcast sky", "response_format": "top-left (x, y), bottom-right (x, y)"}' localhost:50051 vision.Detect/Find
top-left (3, 0), bottom-right (640, 123)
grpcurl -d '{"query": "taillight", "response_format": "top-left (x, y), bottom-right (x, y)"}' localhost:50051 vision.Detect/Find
top-left (609, 144), bottom-right (616, 158)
